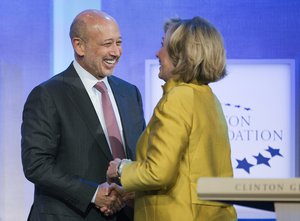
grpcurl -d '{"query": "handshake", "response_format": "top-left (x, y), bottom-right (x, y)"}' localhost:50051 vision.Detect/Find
top-left (95, 158), bottom-right (133, 216)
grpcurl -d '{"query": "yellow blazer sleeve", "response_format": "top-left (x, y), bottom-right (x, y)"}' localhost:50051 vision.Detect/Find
top-left (121, 86), bottom-right (193, 192)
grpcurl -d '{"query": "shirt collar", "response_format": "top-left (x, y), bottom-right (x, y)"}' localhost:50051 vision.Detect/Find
top-left (162, 78), bottom-right (206, 94)
top-left (162, 78), bottom-right (180, 95)
top-left (73, 60), bottom-right (109, 91)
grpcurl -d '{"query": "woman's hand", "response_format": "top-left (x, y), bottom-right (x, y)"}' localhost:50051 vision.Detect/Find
top-left (107, 158), bottom-right (121, 181)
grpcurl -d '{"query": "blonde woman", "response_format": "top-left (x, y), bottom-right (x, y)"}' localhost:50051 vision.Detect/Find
top-left (107, 16), bottom-right (237, 221)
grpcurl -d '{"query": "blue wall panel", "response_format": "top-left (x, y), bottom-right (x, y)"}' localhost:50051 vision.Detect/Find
top-left (0, 0), bottom-right (52, 219)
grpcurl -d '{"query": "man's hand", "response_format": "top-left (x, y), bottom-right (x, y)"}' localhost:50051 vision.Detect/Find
top-left (95, 182), bottom-right (125, 216)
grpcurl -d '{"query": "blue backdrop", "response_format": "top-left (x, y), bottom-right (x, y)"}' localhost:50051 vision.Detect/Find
top-left (0, 0), bottom-right (299, 220)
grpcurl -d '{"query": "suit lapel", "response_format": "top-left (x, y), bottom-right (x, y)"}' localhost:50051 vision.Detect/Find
top-left (108, 76), bottom-right (134, 159)
top-left (63, 64), bottom-right (112, 160)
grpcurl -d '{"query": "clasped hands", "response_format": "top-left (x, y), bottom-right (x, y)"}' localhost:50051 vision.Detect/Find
top-left (95, 158), bottom-right (134, 216)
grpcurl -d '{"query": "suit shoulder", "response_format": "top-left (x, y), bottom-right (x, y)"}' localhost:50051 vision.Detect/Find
top-left (108, 75), bottom-right (137, 88)
top-left (28, 68), bottom-right (71, 98)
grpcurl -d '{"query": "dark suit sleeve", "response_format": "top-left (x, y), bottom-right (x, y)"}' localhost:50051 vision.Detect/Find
top-left (134, 85), bottom-right (146, 129)
top-left (21, 85), bottom-right (96, 212)
top-left (121, 84), bottom-right (146, 161)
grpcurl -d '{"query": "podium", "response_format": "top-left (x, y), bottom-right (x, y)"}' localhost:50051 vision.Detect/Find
top-left (197, 178), bottom-right (300, 221)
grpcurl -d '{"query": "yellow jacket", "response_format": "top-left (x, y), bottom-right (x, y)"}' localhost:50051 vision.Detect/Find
top-left (121, 79), bottom-right (237, 221)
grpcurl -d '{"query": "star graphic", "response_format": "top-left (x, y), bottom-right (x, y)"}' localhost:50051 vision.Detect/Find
top-left (265, 146), bottom-right (283, 157)
top-left (253, 153), bottom-right (271, 167)
top-left (236, 158), bottom-right (254, 174)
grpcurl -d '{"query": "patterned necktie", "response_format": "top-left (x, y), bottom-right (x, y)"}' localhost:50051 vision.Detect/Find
top-left (94, 81), bottom-right (126, 159)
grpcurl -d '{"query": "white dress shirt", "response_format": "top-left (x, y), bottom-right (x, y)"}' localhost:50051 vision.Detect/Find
top-left (73, 60), bottom-right (126, 203)
top-left (73, 60), bottom-right (126, 152)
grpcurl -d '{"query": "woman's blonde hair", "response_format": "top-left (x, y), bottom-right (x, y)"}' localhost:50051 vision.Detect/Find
top-left (164, 17), bottom-right (226, 84)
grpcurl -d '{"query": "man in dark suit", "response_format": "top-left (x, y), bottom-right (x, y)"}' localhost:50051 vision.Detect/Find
top-left (21, 9), bottom-right (145, 221)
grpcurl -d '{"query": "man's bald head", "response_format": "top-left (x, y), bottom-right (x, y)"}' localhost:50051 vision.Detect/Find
top-left (69, 9), bottom-right (117, 42)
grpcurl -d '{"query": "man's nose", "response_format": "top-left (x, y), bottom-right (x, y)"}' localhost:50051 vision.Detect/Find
top-left (110, 43), bottom-right (122, 56)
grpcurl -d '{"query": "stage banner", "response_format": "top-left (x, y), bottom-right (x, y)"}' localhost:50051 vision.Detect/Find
top-left (145, 59), bottom-right (295, 219)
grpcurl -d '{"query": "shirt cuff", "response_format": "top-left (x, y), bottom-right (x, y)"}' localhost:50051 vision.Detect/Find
top-left (91, 186), bottom-right (99, 203)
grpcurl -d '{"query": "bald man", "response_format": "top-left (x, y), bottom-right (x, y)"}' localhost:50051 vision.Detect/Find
top-left (21, 9), bottom-right (145, 221)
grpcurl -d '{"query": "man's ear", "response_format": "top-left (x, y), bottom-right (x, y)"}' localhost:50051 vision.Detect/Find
top-left (72, 37), bottom-right (85, 56)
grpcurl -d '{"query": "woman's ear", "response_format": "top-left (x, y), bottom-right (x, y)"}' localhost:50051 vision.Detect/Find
top-left (72, 37), bottom-right (85, 57)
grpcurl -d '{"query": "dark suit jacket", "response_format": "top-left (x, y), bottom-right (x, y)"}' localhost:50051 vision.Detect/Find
top-left (21, 63), bottom-right (145, 221)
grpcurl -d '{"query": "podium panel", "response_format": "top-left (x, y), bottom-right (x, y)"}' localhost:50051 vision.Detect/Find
top-left (197, 178), bottom-right (300, 221)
